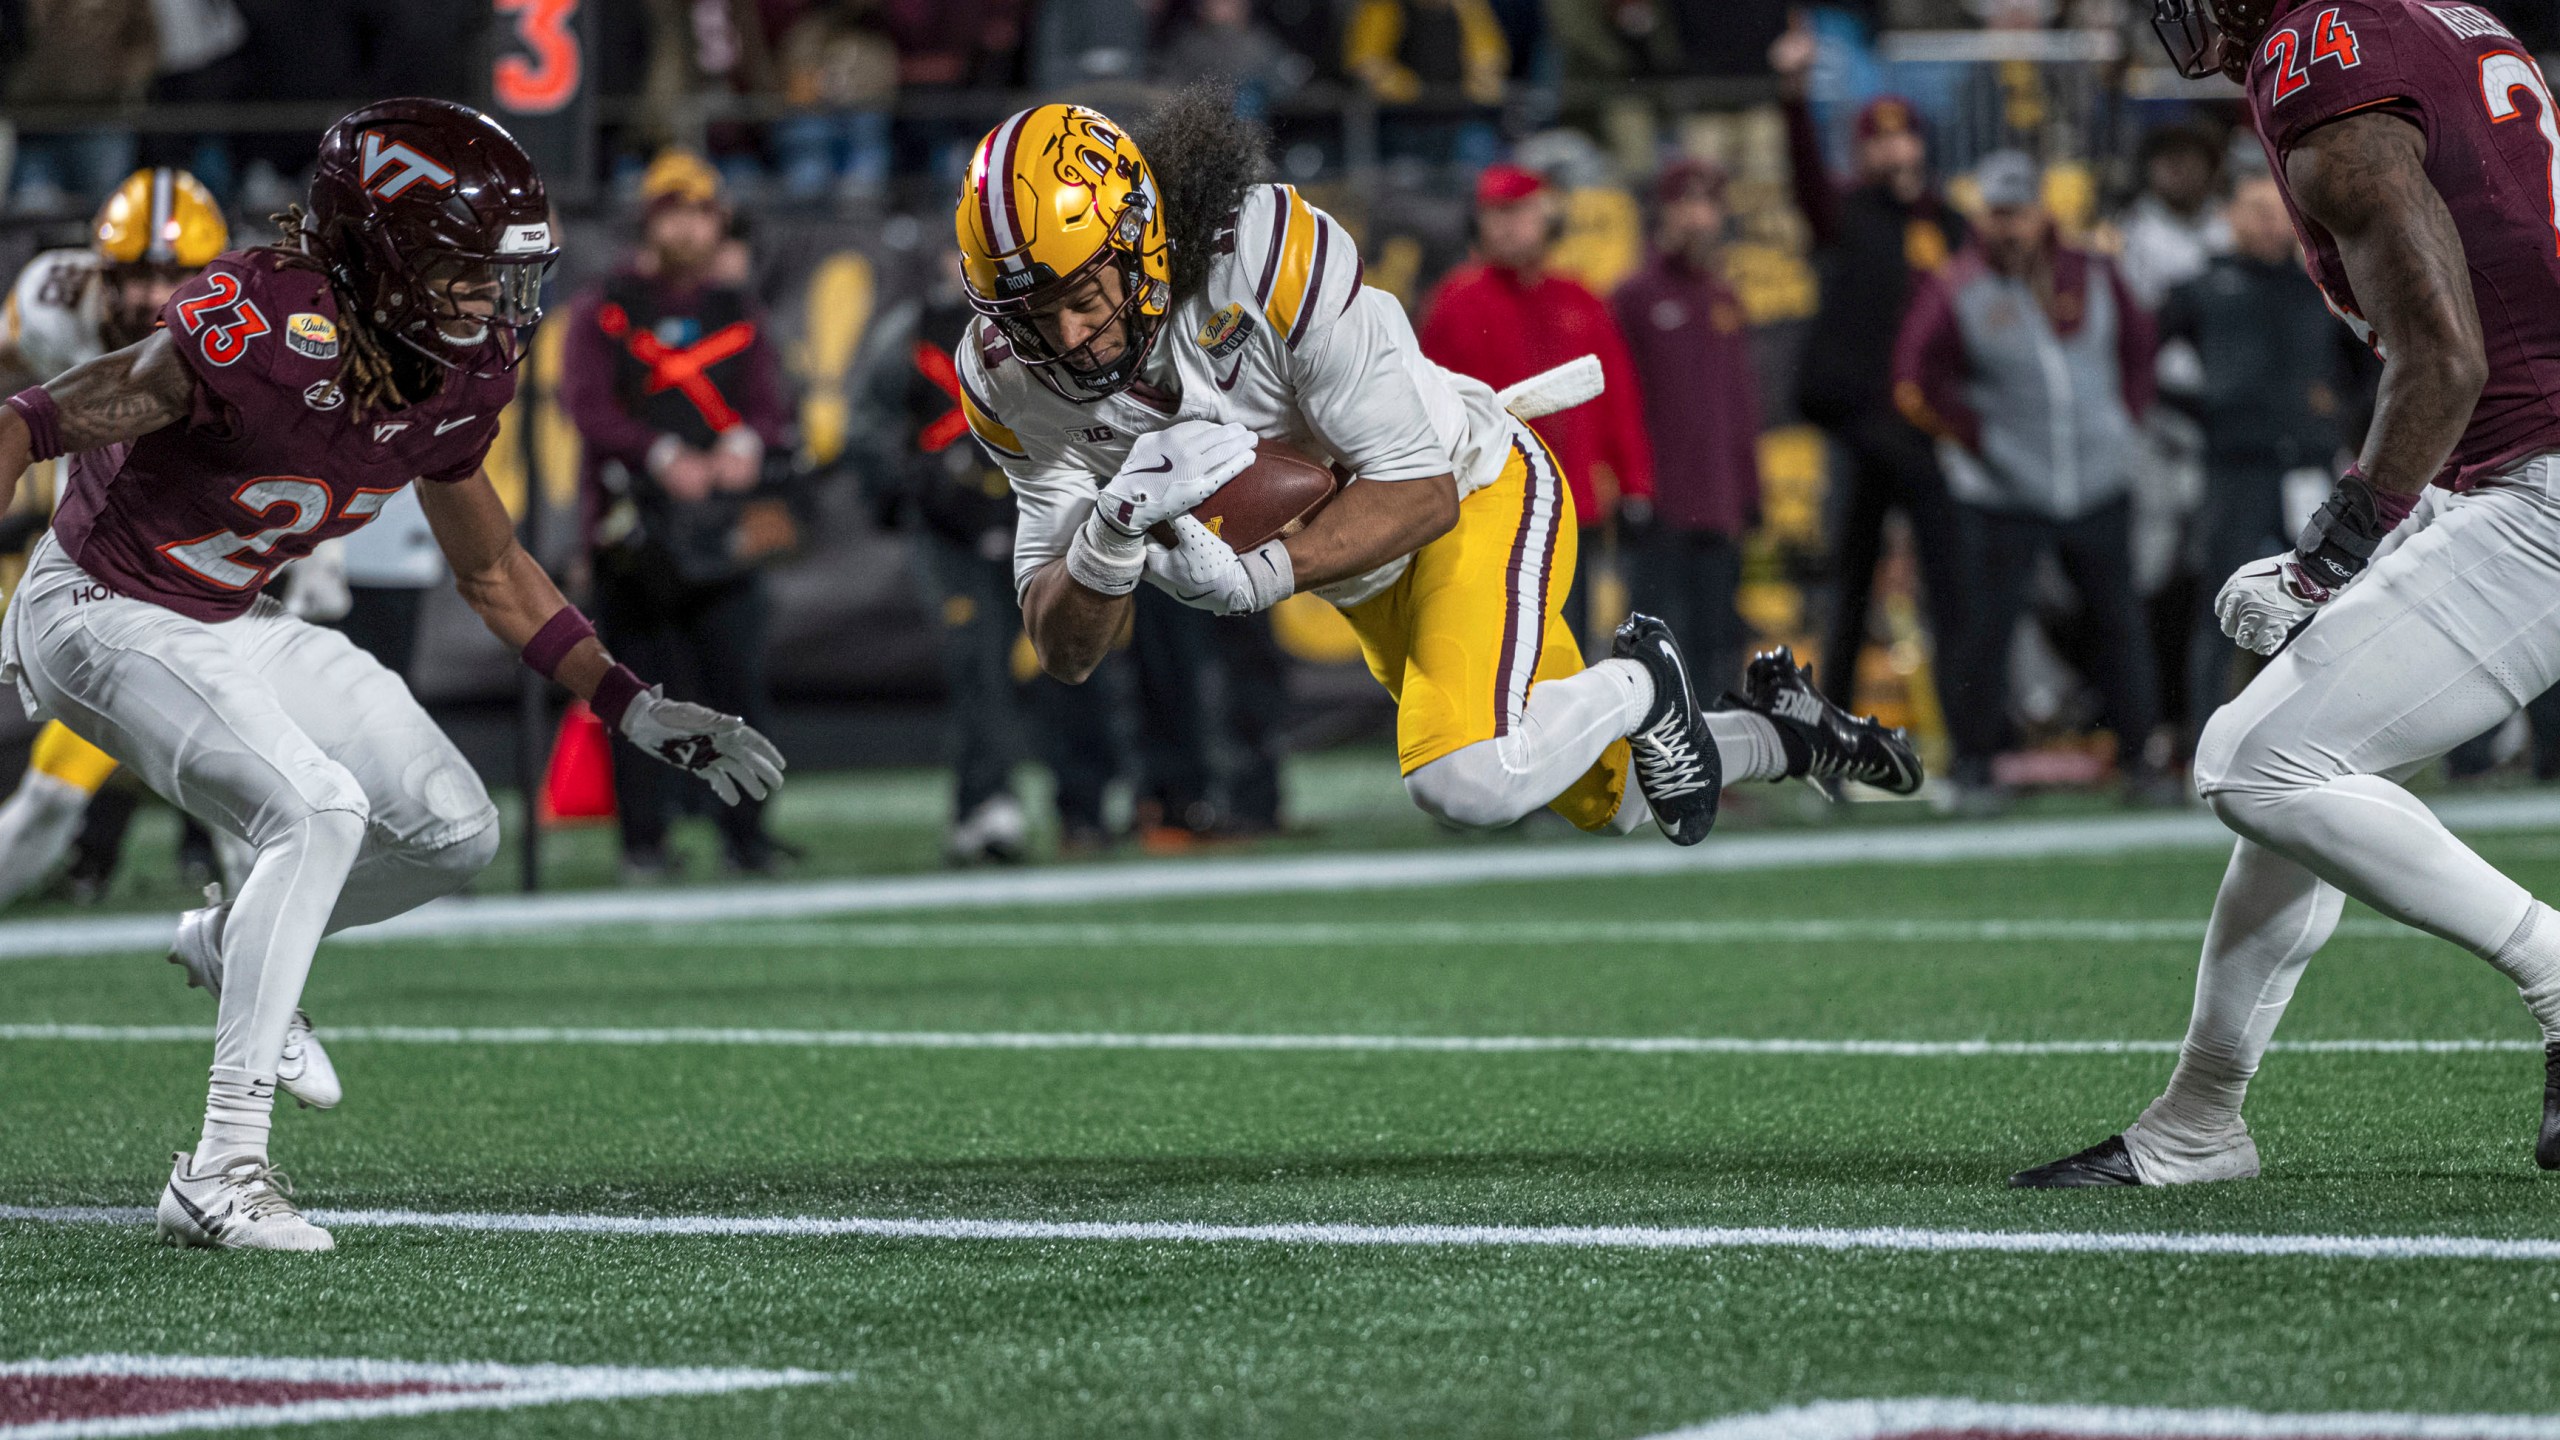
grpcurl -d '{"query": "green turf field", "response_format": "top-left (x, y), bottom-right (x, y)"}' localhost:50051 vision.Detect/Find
top-left (9, 787), bottom-right (2560, 1435)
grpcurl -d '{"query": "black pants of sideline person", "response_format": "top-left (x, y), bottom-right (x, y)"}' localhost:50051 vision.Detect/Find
top-left (2186, 463), bottom-right (2293, 749)
top-left (1946, 496), bottom-right (2159, 778)
top-left (333, 584), bottom-right (429, 680)
top-left (1625, 526), bottom-right (1747, 700)
top-left (1132, 584), bottom-right (1286, 836)
top-left (593, 552), bottom-right (778, 869)
top-left (1820, 410), bottom-right (1968, 710)
top-left (914, 528), bottom-right (1126, 839)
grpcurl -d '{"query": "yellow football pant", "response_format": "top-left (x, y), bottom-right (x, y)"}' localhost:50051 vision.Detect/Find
top-left (29, 718), bottom-right (117, 795)
top-left (1340, 429), bottom-right (1628, 831)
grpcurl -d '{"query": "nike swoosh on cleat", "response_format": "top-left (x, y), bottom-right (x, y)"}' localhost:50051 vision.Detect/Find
top-left (171, 1184), bottom-right (227, 1239)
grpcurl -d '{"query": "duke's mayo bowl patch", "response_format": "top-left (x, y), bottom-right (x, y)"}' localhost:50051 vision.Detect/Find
top-left (1196, 303), bottom-right (1254, 358)
top-left (285, 312), bottom-right (339, 359)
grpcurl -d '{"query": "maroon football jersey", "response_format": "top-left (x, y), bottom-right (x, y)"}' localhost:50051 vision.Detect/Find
top-left (2247, 0), bottom-right (2560, 487)
top-left (53, 248), bottom-right (514, 621)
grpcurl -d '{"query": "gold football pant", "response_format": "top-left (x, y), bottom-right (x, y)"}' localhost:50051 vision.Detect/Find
top-left (1340, 429), bottom-right (1629, 831)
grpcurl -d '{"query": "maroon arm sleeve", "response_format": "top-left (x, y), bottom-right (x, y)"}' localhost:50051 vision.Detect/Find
top-left (557, 288), bottom-right (670, 470)
top-left (1891, 272), bottom-right (1979, 450)
top-left (2108, 261), bottom-right (2157, 421)
top-left (1783, 97), bottom-right (1841, 250)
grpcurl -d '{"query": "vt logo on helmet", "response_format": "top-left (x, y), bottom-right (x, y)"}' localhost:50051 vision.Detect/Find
top-left (956, 104), bottom-right (1173, 404)
top-left (305, 97), bottom-right (559, 372)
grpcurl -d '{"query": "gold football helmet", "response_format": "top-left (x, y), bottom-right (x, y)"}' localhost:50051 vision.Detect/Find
top-left (93, 168), bottom-right (228, 269)
top-left (956, 104), bottom-right (1172, 403)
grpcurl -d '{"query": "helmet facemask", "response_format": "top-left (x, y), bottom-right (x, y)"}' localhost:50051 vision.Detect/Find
top-left (973, 199), bottom-right (1167, 404)
top-left (408, 248), bottom-right (552, 369)
top-left (2153, 0), bottom-right (2276, 82)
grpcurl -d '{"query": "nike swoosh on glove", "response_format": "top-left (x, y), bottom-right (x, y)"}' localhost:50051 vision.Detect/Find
top-left (2214, 553), bottom-right (2332, 656)
top-left (619, 687), bottom-right (787, 804)
top-left (1092, 420), bottom-right (1257, 537)
top-left (1143, 514), bottom-right (1294, 615)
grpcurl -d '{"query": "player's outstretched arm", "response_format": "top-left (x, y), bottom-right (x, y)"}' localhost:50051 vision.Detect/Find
top-left (416, 470), bottom-right (784, 805)
top-left (1284, 472), bottom-right (1458, 592)
top-left (2286, 110), bottom-right (2485, 495)
top-left (0, 332), bottom-right (193, 508)
top-left (1021, 558), bottom-right (1135, 684)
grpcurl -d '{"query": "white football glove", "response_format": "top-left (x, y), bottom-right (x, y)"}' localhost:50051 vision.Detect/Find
top-left (2214, 552), bottom-right (2332, 656)
top-left (618, 687), bottom-right (786, 805)
top-left (1065, 421), bottom-right (1257, 596)
top-left (1143, 514), bottom-right (1295, 615)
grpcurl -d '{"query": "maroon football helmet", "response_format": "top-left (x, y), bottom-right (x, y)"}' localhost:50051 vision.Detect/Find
top-left (307, 98), bottom-right (558, 371)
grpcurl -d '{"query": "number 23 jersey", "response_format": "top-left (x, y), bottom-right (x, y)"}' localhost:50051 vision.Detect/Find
top-left (53, 247), bottom-right (512, 622)
top-left (2249, 0), bottom-right (2560, 487)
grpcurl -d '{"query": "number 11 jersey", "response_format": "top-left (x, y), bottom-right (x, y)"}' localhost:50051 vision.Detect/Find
top-left (53, 247), bottom-right (512, 621)
top-left (2249, 0), bottom-right (2560, 489)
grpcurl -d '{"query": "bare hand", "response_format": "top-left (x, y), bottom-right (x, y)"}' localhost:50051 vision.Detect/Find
top-left (657, 446), bottom-right (716, 503)
top-left (711, 446), bottom-right (760, 493)
top-left (1769, 11), bottom-right (1816, 93)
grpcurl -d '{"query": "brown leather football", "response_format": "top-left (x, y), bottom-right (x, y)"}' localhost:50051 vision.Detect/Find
top-left (1150, 438), bottom-right (1343, 552)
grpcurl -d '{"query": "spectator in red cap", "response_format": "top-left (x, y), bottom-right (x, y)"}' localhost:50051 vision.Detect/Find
top-left (1769, 15), bottom-right (1969, 719)
top-left (1610, 159), bottom-right (1762, 697)
top-left (1419, 162), bottom-right (1654, 650)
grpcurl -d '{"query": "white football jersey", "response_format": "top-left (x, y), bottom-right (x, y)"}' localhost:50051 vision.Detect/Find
top-left (959, 183), bottom-right (1516, 607)
top-left (0, 249), bottom-right (109, 384)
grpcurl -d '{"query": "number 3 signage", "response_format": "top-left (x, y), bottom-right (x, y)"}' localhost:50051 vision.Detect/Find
top-left (494, 0), bottom-right (583, 115)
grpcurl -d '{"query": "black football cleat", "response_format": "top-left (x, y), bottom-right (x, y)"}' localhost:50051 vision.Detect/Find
top-left (2539, 1042), bottom-right (2560, 1170)
top-left (2008, 1134), bottom-right (2144, 1188)
top-left (1732, 646), bottom-right (1924, 797)
top-left (1612, 612), bottom-right (1722, 846)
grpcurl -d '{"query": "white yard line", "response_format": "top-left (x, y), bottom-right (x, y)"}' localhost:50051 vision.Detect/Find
top-left (1638, 1399), bottom-right (2560, 1440)
top-left (440, 916), bottom-right (2421, 948)
top-left (0, 1024), bottom-right (2537, 1055)
top-left (3, 791), bottom-right (2557, 962)
top-left (9, 1204), bottom-right (2560, 1264)
top-left (0, 1354), bottom-right (834, 1439)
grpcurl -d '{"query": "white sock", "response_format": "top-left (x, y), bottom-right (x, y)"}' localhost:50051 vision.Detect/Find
top-left (1705, 711), bottom-right (1789, 784)
top-left (1584, 657), bottom-right (1654, 732)
top-left (2489, 902), bottom-right (2560, 1042)
top-left (200, 809), bottom-right (364, 1166)
top-left (198, 1067), bottom-right (275, 1169)
top-left (2125, 837), bottom-right (2340, 1181)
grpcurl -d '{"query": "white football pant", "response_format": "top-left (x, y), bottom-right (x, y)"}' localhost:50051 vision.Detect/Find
top-left (2, 536), bottom-right (500, 1163)
top-left (2129, 454), bottom-right (2560, 1181)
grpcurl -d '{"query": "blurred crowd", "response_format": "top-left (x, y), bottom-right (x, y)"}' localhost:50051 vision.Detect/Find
top-left (13, 0), bottom-right (2560, 871)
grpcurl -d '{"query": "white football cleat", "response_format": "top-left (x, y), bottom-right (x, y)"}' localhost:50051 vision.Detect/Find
top-left (169, 887), bottom-right (340, 1110)
top-left (155, 1151), bottom-right (335, 1252)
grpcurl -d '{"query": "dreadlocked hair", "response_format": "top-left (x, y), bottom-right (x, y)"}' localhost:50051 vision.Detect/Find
top-left (263, 203), bottom-right (416, 418)
top-left (1132, 84), bottom-right (1272, 304)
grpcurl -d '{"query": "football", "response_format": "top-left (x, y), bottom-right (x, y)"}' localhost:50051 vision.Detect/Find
top-left (1152, 437), bottom-right (1344, 552)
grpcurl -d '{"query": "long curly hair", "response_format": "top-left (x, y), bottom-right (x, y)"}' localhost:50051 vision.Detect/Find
top-left (1132, 85), bottom-right (1273, 304)
top-left (262, 205), bottom-right (425, 418)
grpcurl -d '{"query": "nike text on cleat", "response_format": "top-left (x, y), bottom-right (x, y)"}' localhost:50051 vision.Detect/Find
top-left (1734, 647), bottom-right (1924, 797)
top-left (1611, 613), bottom-right (1721, 846)
top-left (169, 887), bottom-right (341, 1110)
top-left (2008, 1133), bottom-right (2145, 1188)
top-left (2539, 1042), bottom-right (2560, 1171)
top-left (155, 1151), bottom-right (334, 1251)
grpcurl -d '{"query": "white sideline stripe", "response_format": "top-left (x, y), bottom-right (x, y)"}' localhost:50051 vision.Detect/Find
top-left (445, 916), bottom-right (2423, 949)
top-left (0, 1353), bottom-right (833, 1439)
top-left (1639, 1399), bottom-right (2560, 1440)
top-left (3, 790), bottom-right (2559, 962)
top-left (0, 1023), bottom-right (2540, 1055)
top-left (10, 1204), bottom-right (2560, 1265)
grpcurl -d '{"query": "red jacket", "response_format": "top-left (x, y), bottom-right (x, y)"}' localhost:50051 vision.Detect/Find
top-left (1417, 260), bottom-right (1654, 522)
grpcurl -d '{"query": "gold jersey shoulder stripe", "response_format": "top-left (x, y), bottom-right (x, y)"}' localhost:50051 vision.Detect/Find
top-left (1259, 187), bottom-right (1324, 340)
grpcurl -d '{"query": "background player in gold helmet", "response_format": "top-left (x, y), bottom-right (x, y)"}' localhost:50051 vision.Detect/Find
top-left (0, 169), bottom-right (228, 909)
top-left (955, 90), bottom-right (1921, 848)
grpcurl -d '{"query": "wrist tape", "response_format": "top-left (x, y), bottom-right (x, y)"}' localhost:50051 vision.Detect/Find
top-left (1066, 512), bottom-right (1145, 596)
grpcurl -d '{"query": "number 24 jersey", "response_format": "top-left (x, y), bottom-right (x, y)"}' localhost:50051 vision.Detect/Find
top-left (53, 247), bottom-right (512, 622)
top-left (2250, 0), bottom-right (2560, 488)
